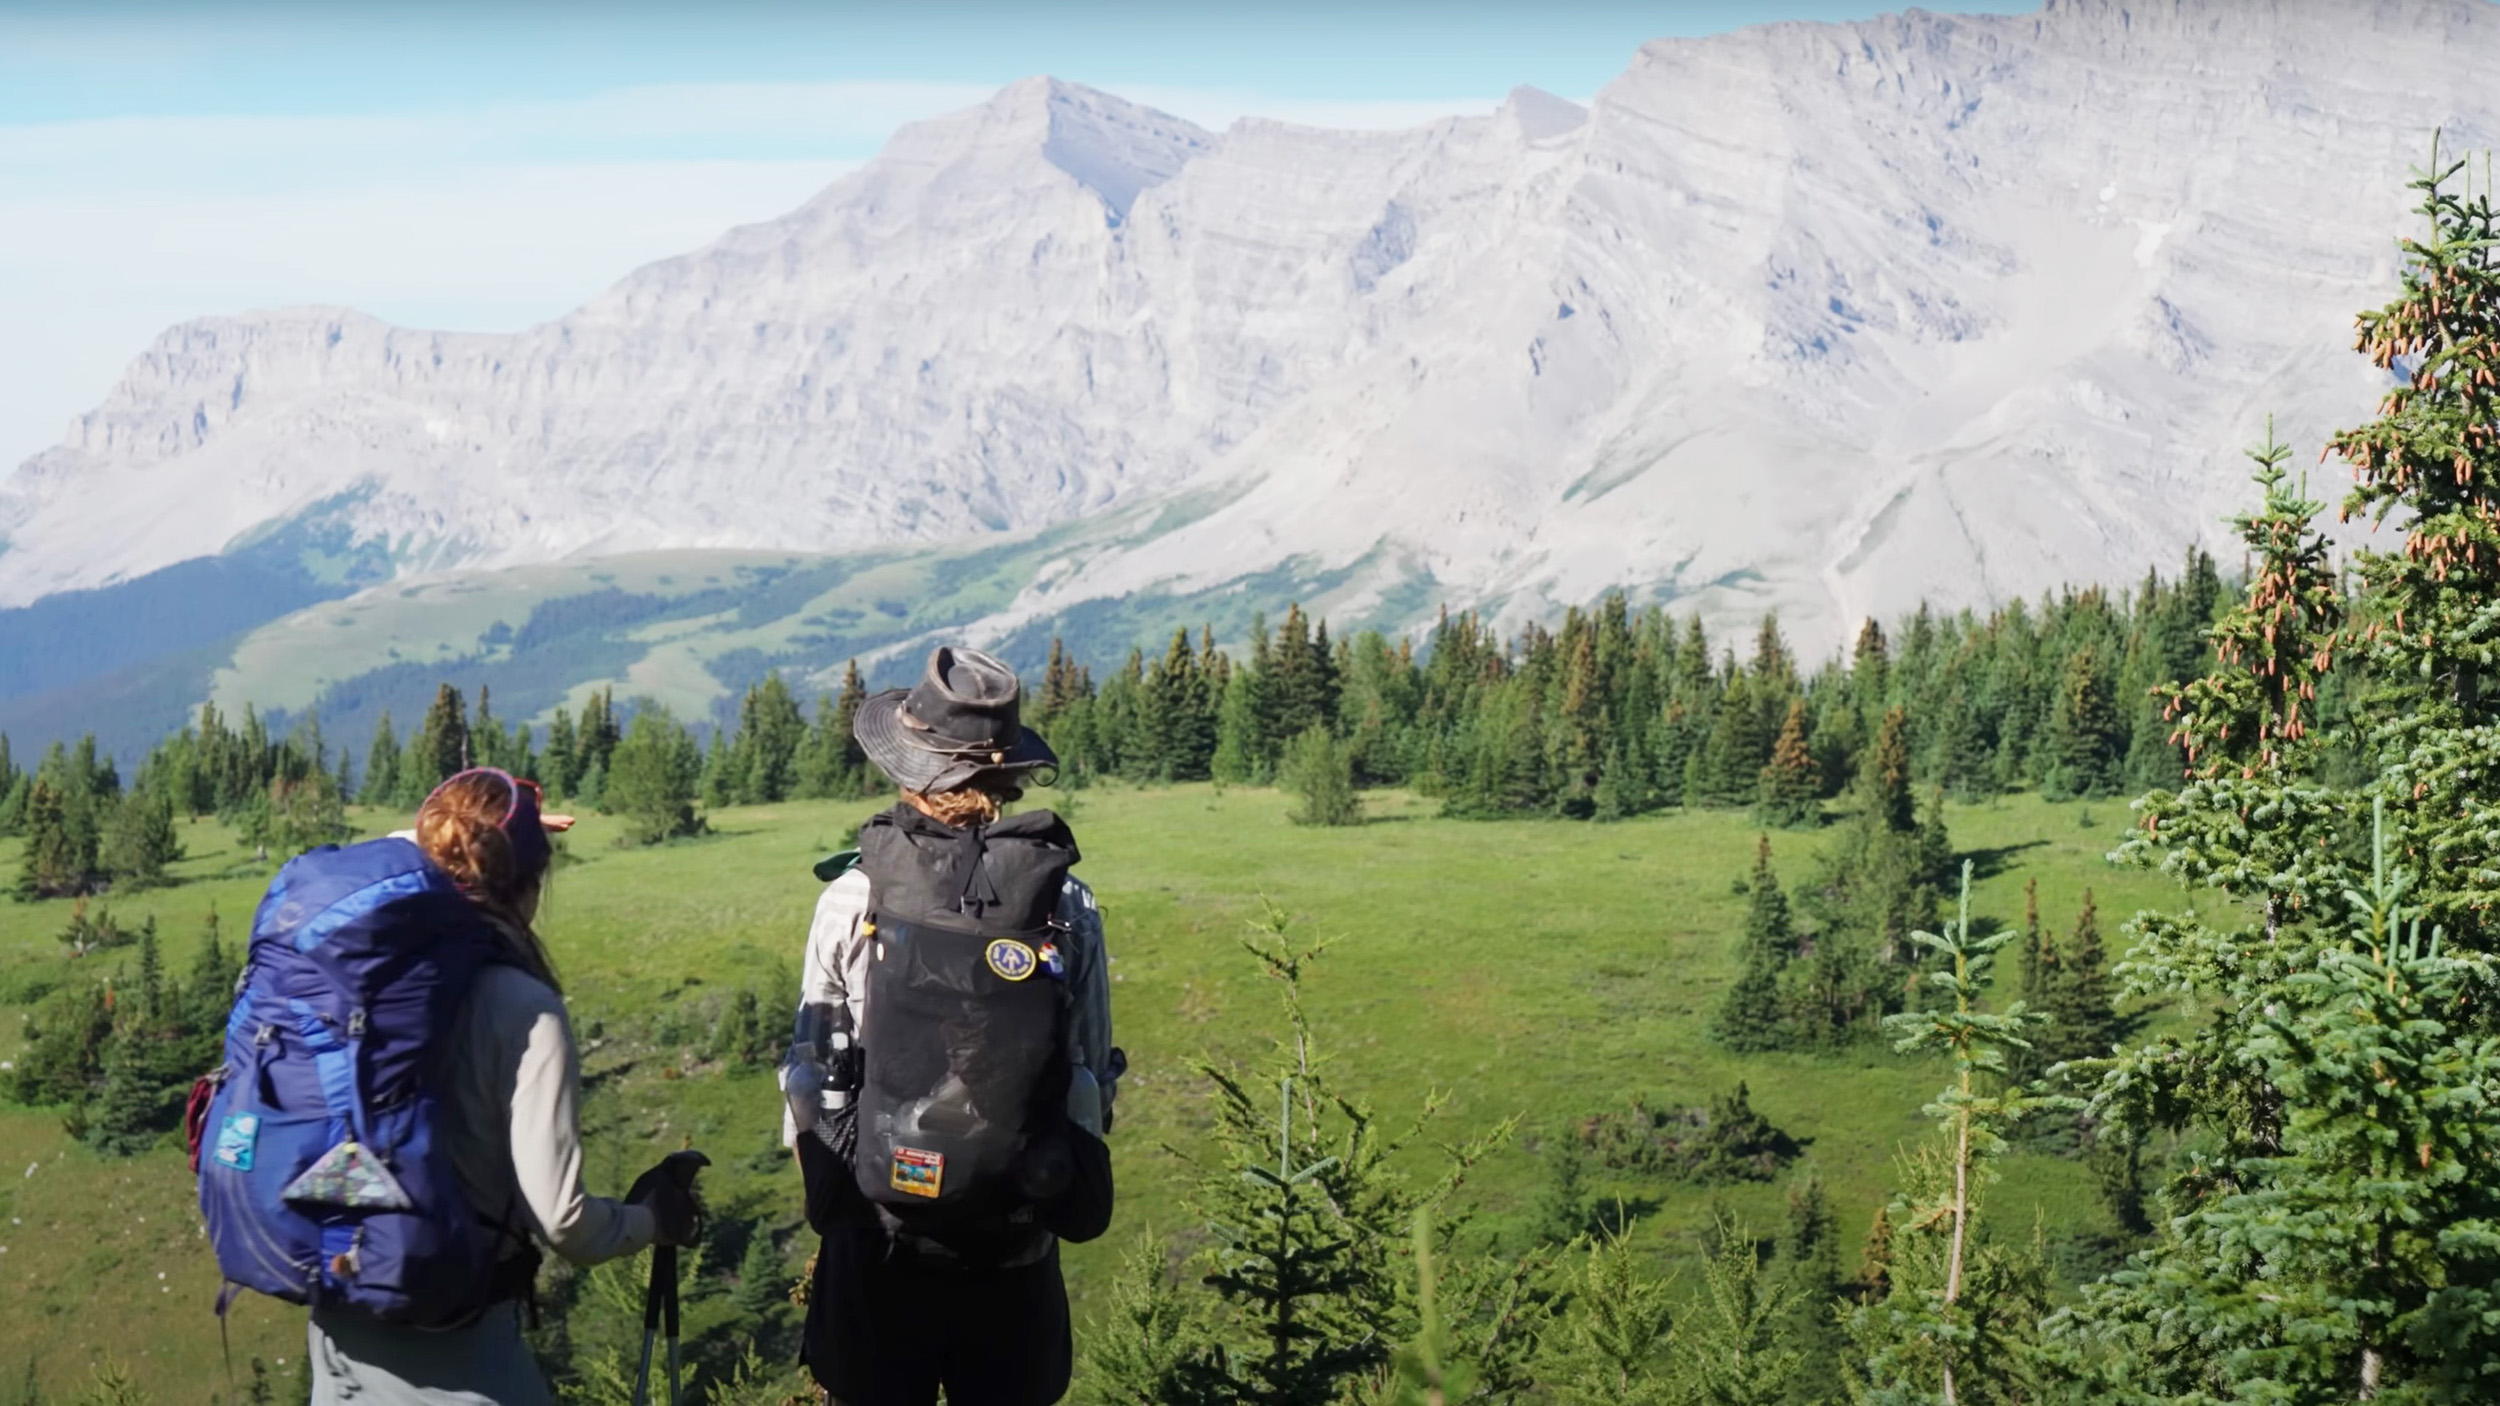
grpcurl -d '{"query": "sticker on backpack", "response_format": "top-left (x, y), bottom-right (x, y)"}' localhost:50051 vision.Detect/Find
top-left (890, 1146), bottom-right (944, 1198)
top-left (985, 939), bottom-right (1037, 981)
top-left (213, 1114), bottom-right (260, 1172)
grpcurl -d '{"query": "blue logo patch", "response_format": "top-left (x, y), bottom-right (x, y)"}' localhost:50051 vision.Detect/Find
top-left (214, 1113), bottom-right (260, 1172)
top-left (985, 939), bottom-right (1037, 982)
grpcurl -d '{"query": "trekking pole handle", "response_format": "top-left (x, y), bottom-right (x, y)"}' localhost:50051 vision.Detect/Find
top-left (657, 1149), bottom-right (710, 1189)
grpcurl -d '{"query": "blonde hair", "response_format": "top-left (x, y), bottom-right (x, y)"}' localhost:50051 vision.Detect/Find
top-left (416, 772), bottom-right (561, 990)
top-left (902, 777), bottom-right (1024, 830)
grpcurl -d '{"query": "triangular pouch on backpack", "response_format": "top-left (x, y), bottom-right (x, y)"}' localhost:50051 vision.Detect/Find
top-left (282, 1138), bottom-right (414, 1211)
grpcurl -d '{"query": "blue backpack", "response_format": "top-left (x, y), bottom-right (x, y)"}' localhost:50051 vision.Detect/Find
top-left (195, 838), bottom-right (514, 1326)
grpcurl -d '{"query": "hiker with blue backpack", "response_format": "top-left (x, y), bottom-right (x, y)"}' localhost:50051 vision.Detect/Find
top-left (193, 768), bottom-right (707, 1404)
top-left (779, 646), bottom-right (1120, 1406)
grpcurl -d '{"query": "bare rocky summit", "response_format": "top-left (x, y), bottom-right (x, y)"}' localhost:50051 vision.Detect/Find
top-left (6, 0), bottom-right (2496, 653)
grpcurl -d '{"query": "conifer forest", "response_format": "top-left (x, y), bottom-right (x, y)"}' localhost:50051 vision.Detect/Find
top-left (9, 146), bottom-right (2500, 1406)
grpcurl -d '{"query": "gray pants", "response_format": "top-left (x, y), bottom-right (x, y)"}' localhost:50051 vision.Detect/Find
top-left (309, 1302), bottom-right (551, 1405)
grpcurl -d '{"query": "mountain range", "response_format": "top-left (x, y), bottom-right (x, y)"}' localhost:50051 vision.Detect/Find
top-left (3, 0), bottom-right (2494, 759)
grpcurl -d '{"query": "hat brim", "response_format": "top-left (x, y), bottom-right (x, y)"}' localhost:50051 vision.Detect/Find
top-left (853, 688), bottom-right (1059, 794)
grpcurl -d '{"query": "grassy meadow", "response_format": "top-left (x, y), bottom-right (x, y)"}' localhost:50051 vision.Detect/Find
top-left (0, 783), bottom-right (2201, 1400)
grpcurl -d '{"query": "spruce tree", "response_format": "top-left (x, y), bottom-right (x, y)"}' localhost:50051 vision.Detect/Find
top-left (86, 1020), bottom-right (174, 1156)
top-left (1695, 666), bottom-right (1767, 807)
top-left (414, 683), bottom-right (470, 790)
top-left (0, 734), bottom-right (18, 839)
top-left (183, 909), bottom-right (237, 1073)
top-left (1554, 621), bottom-right (1608, 814)
top-left (1851, 619), bottom-right (1892, 743)
top-left (711, 987), bottom-right (767, 1068)
top-left (1339, 629), bottom-right (1418, 788)
top-left (701, 717), bottom-right (746, 810)
top-left (1095, 649), bottom-right (1146, 777)
top-left (1757, 698), bottom-right (1821, 828)
top-left (579, 687), bottom-right (622, 778)
top-left (730, 1226), bottom-right (790, 1338)
top-left (793, 692), bottom-right (838, 800)
top-left (2055, 808), bottom-right (2500, 1399)
top-left (1141, 627), bottom-right (1217, 782)
top-left (2324, 141), bottom-right (2500, 953)
top-left (1205, 660), bottom-right (1250, 780)
top-left (541, 706), bottom-right (576, 800)
top-left (2006, 879), bottom-right (2052, 1085)
top-left (1675, 1219), bottom-right (1802, 1406)
top-left (1928, 682), bottom-right (1996, 803)
top-left (603, 703), bottom-right (703, 845)
top-left (1538, 1229), bottom-right (1679, 1402)
top-left (1040, 636), bottom-right (1091, 719)
top-left (1849, 864), bottom-right (2058, 1406)
top-left (739, 672), bottom-right (808, 803)
top-left (798, 661), bottom-right (872, 798)
top-left (1164, 909), bottom-right (1512, 1406)
top-left (100, 791), bottom-right (182, 890)
top-left (14, 779), bottom-right (90, 900)
top-left (1856, 1205), bottom-right (1894, 1307)
top-left (2063, 148), bottom-right (2500, 1398)
top-left (2034, 889), bottom-right (2117, 1071)
top-left (2042, 645), bottom-right (2123, 799)
top-left (1779, 1172), bottom-right (1851, 1406)
top-left (0, 772), bottom-right (27, 841)
top-left (1811, 708), bottom-right (1944, 991)
top-left (85, 919), bottom-right (193, 1157)
top-left (1082, 1232), bottom-right (1213, 1406)
top-left (1714, 835), bottom-right (1795, 1053)
top-left (1527, 1131), bottom-right (1592, 1247)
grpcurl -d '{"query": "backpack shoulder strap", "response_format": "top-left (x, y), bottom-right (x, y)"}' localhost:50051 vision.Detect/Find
top-left (1055, 875), bottom-right (1118, 1132)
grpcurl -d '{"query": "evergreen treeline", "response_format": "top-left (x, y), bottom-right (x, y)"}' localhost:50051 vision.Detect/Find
top-left (3, 535), bottom-right (2230, 872)
top-left (1009, 575), bottom-right (2228, 823)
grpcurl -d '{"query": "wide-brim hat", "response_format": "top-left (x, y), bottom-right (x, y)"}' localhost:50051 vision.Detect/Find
top-left (854, 645), bottom-right (1057, 794)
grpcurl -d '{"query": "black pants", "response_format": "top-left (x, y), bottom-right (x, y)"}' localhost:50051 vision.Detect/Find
top-left (803, 1224), bottom-right (1072, 1406)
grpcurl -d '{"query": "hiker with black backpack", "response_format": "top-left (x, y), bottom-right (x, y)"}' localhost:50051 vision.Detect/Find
top-left (779, 646), bottom-right (1120, 1406)
top-left (194, 768), bottom-right (707, 1404)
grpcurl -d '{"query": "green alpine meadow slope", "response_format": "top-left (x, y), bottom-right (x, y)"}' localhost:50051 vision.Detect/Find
top-left (179, 503), bottom-right (1439, 767)
top-left (0, 782), bottom-right (2183, 1401)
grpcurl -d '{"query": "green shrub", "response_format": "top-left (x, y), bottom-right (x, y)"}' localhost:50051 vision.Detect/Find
top-left (1280, 726), bottom-right (1360, 827)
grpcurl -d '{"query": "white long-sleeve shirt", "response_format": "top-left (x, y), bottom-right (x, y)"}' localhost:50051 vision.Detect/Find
top-left (779, 866), bottom-right (1116, 1147)
top-left (444, 964), bottom-right (656, 1266)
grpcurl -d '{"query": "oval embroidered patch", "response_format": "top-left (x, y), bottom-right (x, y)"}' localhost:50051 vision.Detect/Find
top-left (986, 938), bottom-right (1038, 981)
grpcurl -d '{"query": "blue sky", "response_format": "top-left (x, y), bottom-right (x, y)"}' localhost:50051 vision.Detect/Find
top-left (0, 1), bottom-right (2032, 469)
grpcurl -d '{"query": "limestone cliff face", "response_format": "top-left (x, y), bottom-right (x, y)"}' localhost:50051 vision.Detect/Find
top-left (6, 2), bottom-right (2496, 651)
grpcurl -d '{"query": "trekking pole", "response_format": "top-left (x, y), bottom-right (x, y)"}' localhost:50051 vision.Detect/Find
top-left (634, 1243), bottom-right (669, 1406)
top-left (663, 1235), bottom-right (686, 1405)
top-left (631, 1150), bottom-right (710, 1406)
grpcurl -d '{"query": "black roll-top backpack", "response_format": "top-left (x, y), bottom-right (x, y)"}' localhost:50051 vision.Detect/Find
top-left (850, 803), bottom-right (1079, 1260)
